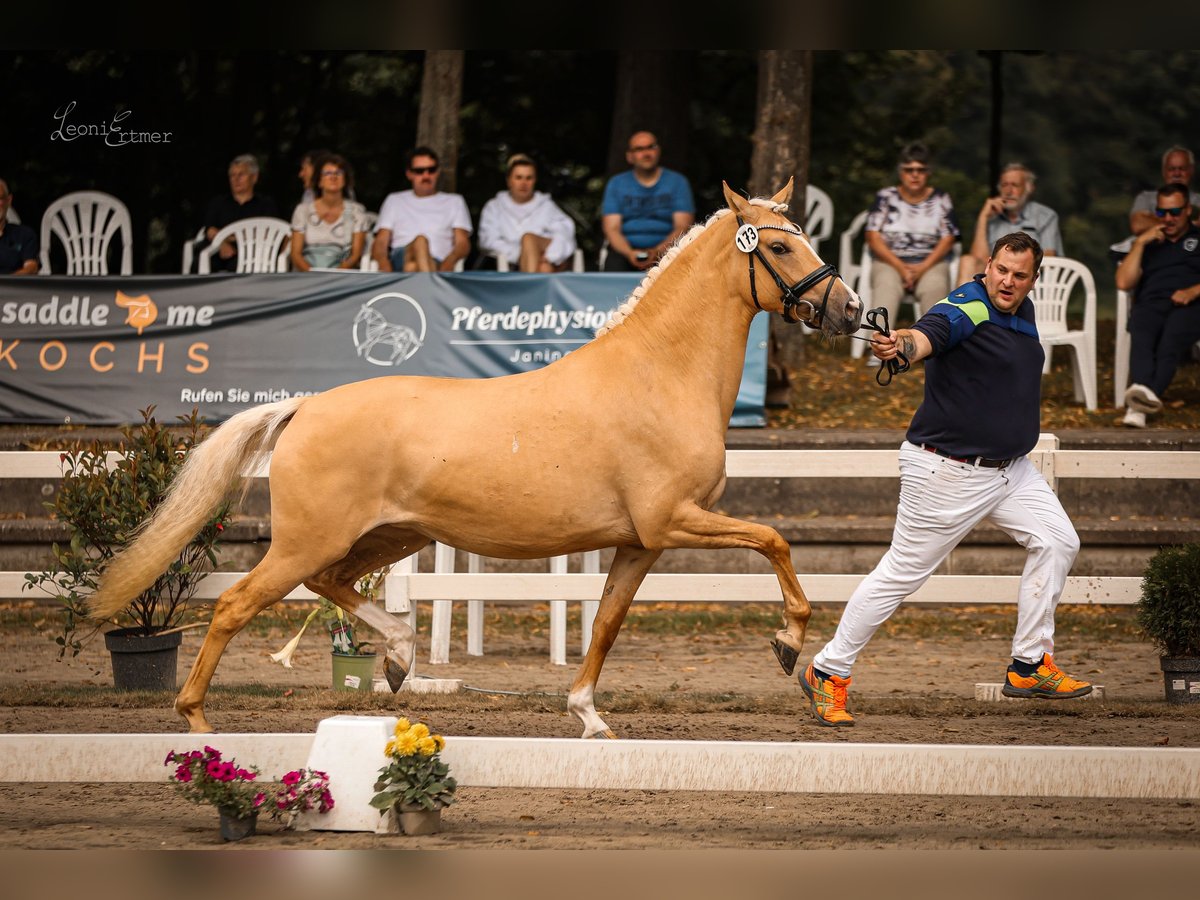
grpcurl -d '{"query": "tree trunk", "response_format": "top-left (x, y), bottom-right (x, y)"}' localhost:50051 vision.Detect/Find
top-left (417, 51), bottom-right (464, 192)
top-left (749, 50), bottom-right (813, 406)
top-left (607, 51), bottom-right (691, 175)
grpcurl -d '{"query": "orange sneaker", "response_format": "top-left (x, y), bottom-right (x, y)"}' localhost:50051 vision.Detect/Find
top-left (1002, 654), bottom-right (1093, 699)
top-left (800, 664), bottom-right (855, 726)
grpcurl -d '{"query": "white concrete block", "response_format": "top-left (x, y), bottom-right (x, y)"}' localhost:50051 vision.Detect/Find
top-left (294, 715), bottom-right (396, 833)
top-left (372, 677), bottom-right (462, 694)
top-left (975, 683), bottom-right (1105, 702)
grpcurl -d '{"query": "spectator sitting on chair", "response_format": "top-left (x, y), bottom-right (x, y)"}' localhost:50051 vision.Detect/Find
top-left (959, 163), bottom-right (1061, 278)
top-left (289, 153), bottom-right (368, 271)
top-left (202, 154), bottom-right (279, 272)
top-left (0, 178), bottom-right (38, 275)
top-left (1115, 182), bottom-right (1200, 428)
top-left (600, 130), bottom-right (694, 272)
top-left (864, 142), bottom-right (960, 353)
top-left (1129, 147), bottom-right (1200, 236)
top-left (372, 146), bottom-right (471, 273)
top-left (478, 154), bottom-right (577, 272)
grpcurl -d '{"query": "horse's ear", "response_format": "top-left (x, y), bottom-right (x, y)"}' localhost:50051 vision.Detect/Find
top-left (723, 181), bottom-right (750, 215)
top-left (770, 177), bottom-right (795, 207)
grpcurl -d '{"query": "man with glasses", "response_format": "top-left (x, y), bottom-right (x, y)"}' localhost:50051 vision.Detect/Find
top-left (0, 178), bottom-right (38, 275)
top-left (600, 130), bottom-right (694, 272)
top-left (373, 146), bottom-right (472, 273)
top-left (1115, 183), bottom-right (1200, 427)
top-left (1129, 147), bottom-right (1200, 235)
top-left (201, 154), bottom-right (279, 272)
top-left (959, 163), bottom-right (1061, 278)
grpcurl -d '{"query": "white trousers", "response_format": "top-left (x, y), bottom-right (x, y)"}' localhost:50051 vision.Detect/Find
top-left (813, 441), bottom-right (1080, 677)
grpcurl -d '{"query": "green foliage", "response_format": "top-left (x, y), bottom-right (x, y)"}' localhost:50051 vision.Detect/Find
top-left (1137, 543), bottom-right (1200, 657)
top-left (317, 595), bottom-right (374, 656)
top-left (24, 406), bottom-right (229, 656)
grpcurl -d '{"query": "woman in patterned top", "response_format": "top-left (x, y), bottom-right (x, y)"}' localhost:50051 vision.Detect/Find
top-left (864, 143), bottom-right (960, 344)
top-left (289, 153), bottom-right (368, 271)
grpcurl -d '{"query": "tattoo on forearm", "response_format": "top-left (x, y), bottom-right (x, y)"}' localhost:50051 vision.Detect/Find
top-left (900, 335), bottom-right (917, 359)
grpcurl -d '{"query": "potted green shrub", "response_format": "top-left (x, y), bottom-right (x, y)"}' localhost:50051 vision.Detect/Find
top-left (25, 406), bottom-right (230, 691)
top-left (1136, 542), bottom-right (1200, 704)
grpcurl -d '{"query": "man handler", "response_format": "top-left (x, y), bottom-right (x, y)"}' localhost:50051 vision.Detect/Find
top-left (799, 231), bottom-right (1090, 726)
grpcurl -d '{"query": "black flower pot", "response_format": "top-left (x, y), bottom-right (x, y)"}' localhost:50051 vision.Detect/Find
top-left (218, 808), bottom-right (258, 842)
top-left (1161, 656), bottom-right (1200, 704)
top-left (104, 627), bottom-right (182, 691)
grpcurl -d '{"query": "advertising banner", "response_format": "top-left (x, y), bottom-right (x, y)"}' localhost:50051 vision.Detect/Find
top-left (0, 272), bottom-right (767, 426)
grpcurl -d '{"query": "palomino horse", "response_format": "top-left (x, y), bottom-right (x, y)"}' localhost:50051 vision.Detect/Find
top-left (90, 180), bottom-right (863, 736)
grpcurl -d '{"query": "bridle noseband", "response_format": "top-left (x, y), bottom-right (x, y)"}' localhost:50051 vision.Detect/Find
top-left (735, 216), bottom-right (840, 327)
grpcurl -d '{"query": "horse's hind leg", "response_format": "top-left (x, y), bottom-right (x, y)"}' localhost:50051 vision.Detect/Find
top-left (176, 554), bottom-right (306, 733)
top-left (304, 528), bottom-right (430, 692)
top-left (568, 545), bottom-right (662, 739)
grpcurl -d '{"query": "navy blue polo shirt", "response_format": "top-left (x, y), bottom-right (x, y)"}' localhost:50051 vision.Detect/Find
top-left (907, 277), bottom-right (1044, 461)
top-left (1137, 225), bottom-right (1200, 308)
top-left (0, 221), bottom-right (39, 274)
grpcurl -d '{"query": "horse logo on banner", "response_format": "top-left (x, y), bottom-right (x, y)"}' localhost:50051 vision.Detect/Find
top-left (352, 292), bottom-right (427, 366)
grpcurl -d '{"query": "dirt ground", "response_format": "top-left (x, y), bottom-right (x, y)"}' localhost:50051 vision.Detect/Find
top-left (1, 603), bottom-right (1198, 849)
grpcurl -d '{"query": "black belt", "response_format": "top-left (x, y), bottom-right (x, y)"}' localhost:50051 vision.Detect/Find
top-left (921, 444), bottom-right (1016, 469)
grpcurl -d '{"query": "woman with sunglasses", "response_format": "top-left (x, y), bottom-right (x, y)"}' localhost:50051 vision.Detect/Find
top-left (864, 143), bottom-right (961, 349)
top-left (289, 153), bottom-right (368, 271)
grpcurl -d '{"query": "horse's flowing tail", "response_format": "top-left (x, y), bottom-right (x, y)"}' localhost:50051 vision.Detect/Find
top-left (89, 396), bottom-right (308, 620)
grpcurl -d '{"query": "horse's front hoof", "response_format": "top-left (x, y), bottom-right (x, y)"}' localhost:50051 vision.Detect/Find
top-left (584, 729), bottom-right (617, 740)
top-left (384, 657), bottom-right (409, 692)
top-left (770, 638), bottom-right (799, 676)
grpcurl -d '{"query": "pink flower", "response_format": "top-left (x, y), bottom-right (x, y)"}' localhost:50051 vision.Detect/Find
top-left (203, 746), bottom-right (221, 760)
top-left (282, 770), bottom-right (302, 786)
top-left (175, 765), bottom-right (193, 783)
top-left (253, 792), bottom-right (266, 808)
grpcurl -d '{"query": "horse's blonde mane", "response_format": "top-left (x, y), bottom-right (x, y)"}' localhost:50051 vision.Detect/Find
top-left (595, 197), bottom-right (790, 337)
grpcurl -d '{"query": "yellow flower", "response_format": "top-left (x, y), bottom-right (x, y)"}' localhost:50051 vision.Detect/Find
top-left (393, 718), bottom-right (411, 737)
top-left (432, 735), bottom-right (445, 752)
top-left (411, 723), bottom-right (430, 740)
top-left (384, 739), bottom-right (397, 757)
top-left (417, 736), bottom-right (437, 756)
top-left (395, 732), bottom-right (420, 756)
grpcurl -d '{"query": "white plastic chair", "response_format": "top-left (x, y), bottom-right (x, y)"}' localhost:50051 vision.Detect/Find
top-left (39, 191), bottom-right (132, 275)
top-left (1031, 256), bottom-right (1098, 410)
top-left (180, 227), bottom-right (206, 274)
top-left (6, 208), bottom-right (18, 225)
top-left (804, 184), bottom-right (834, 257)
top-left (197, 217), bottom-right (291, 274)
top-left (1114, 289), bottom-right (1132, 408)
top-left (495, 249), bottom-right (585, 272)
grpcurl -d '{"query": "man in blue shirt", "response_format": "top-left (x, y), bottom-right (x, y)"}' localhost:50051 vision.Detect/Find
top-left (600, 131), bottom-right (694, 272)
top-left (0, 179), bottom-right (39, 275)
top-left (794, 232), bottom-right (1090, 727)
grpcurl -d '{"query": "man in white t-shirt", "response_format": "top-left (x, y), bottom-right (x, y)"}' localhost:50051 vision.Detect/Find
top-left (372, 146), bottom-right (472, 272)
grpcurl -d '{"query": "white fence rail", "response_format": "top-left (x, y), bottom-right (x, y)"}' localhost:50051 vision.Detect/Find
top-left (4, 436), bottom-right (1198, 667)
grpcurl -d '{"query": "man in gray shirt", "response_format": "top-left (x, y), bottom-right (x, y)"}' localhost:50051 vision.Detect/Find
top-left (959, 163), bottom-right (1061, 278)
top-left (1129, 146), bottom-right (1200, 235)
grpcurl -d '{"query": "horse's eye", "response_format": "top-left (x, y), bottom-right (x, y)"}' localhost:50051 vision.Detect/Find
top-left (769, 242), bottom-right (788, 255)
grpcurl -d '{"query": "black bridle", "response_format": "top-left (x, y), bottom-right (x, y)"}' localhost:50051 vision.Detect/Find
top-left (735, 216), bottom-right (909, 386)
top-left (736, 216), bottom-right (840, 327)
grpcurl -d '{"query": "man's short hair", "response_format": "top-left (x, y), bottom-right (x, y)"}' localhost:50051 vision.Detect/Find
top-left (898, 142), bottom-right (931, 167)
top-left (407, 146), bottom-right (440, 169)
top-left (1158, 182), bottom-right (1191, 203)
top-left (1000, 162), bottom-right (1036, 189)
top-left (990, 231), bottom-right (1043, 273)
top-left (1162, 146), bottom-right (1195, 167)
top-left (0, 178), bottom-right (9, 198)
top-left (230, 154), bottom-right (259, 175)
